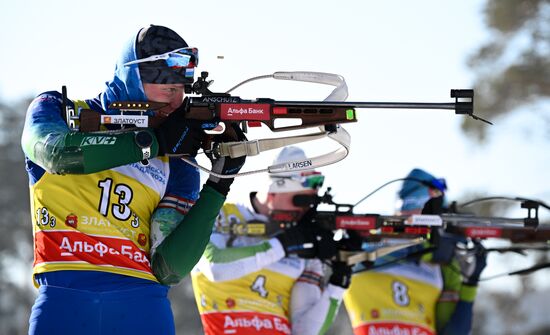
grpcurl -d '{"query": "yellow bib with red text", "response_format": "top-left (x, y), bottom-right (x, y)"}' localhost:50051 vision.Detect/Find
top-left (31, 159), bottom-right (169, 285)
top-left (192, 266), bottom-right (297, 335)
top-left (344, 262), bottom-right (443, 335)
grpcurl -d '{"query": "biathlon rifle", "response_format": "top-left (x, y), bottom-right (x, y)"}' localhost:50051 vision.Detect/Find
top-left (292, 186), bottom-right (550, 266)
top-left (67, 71), bottom-right (483, 178)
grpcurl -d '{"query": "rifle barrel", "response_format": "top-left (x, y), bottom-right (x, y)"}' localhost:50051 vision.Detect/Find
top-left (442, 215), bottom-right (526, 226)
top-left (274, 101), bottom-right (458, 110)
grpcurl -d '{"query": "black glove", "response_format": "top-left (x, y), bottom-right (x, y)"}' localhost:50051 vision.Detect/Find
top-left (275, 208), bottom-right (338, 260)
top-left (329, 261), bottom-right (353, 288)
top-left (455, 240), bottom-right (487, 286)
top-left (205, 123), bottom-right (247, 196)
top-left (338, 230), bottom-right (363, 252)
top-left (302, 208), bottom-right (338, 260)
top-left (154, 106), bottom-right (207, 156)
top-left (315, 228), bottom-right (339, 260)
top-left (275, 223), bottom-right (318, 259)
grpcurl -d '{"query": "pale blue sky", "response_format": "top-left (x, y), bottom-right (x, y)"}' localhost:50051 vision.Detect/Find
top-left (2, 0), bottom-right (549, 290)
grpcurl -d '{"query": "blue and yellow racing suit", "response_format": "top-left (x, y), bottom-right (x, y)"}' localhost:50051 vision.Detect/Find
top-left (344, 247), bottom-right (478, 335)
top-left (22, 31), bottom-right (223, 335)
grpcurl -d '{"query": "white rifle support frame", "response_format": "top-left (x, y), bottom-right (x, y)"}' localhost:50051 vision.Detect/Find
top-left (181, 71), bottom-right (352, 178)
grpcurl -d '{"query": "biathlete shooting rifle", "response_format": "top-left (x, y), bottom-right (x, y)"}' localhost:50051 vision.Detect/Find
top-left (284, 178), bottom-right (550, 280)
top-left (66, 71), bottom-right (483, 178)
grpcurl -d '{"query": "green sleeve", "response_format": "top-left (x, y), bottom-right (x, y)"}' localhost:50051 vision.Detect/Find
top-left (436, 261), bottom-right (462, 330)
top-left (318, 297), bottom-right (342, 335)
top-left (21, 94), bottom-right (159, 174)
top-left (202, 239), bottom-right (272, 263)
top-left (32, 130), bottom-right (159, 174)
top-left (436, 262), bottom-right (479, 334)
top-left (151, 185), bottom-right (225, 285)
top-left (459, 284), bottom-right (478, 302)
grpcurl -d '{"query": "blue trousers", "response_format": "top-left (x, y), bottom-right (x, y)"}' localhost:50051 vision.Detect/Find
top-left (28, 283), bottom-right (175, 335)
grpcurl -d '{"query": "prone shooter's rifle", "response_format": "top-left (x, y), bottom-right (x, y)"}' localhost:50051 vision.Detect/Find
top-left (66, 71), bottom-right (482, 178)
top-left (301, 187), bottom-right (550, 267)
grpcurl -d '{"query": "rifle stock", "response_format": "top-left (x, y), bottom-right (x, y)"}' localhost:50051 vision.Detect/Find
top-left (183, 96), bottom-right (358, 131)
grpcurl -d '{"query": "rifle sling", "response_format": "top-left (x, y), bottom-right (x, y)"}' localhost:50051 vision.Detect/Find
top-left (217, 131), bottom-right (328, 158)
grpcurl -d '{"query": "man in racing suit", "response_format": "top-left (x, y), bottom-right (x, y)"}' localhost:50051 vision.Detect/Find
top-left (188, 147), bottom-right (352, 335)
top-left (343, 168), bottom-right (487, 335)
top-left (22, 24), bottom-right (244, 334)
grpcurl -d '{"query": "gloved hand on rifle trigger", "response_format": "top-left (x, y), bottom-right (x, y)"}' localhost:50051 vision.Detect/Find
top-left (275, 208), bottom-right (338, 260)
top-left (455, 240), bottom-right (487, 286)
top-left (154, 103), bottom-right (210, 156)
top-left (329, 261), bottom-right (353, 289)
top-left (205, 123), bottom-right (247, 196)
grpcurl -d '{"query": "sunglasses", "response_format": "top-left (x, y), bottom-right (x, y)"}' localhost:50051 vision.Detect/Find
top-left (275, 172), bottom-right (325, 189)
top-left (301, 173), bottom-right (324, 189)
top-left (124, 47), bottom-right (199, 68)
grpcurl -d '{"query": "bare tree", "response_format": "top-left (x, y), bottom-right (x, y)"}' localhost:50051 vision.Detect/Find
top-left (464, 0), bottom-right (550, 141)
top-left (0, 98), bottom-right (35, 335)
